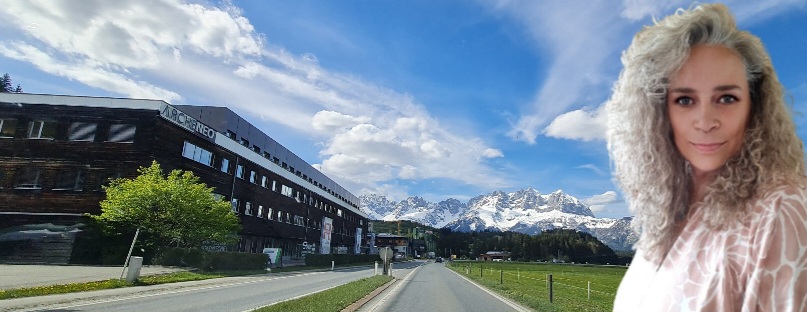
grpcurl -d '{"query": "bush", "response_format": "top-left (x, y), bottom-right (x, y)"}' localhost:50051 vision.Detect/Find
top-left (304, 254), bottom-right (379, 266)
top-left (154, 247), bottom-right (267, 271)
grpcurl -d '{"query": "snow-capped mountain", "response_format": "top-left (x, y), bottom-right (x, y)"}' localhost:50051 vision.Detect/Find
top-left (359, 188), bottom-right (638, 251)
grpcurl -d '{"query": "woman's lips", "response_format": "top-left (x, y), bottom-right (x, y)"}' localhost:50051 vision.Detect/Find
top-left (691, 142), bottom-right (725, 153)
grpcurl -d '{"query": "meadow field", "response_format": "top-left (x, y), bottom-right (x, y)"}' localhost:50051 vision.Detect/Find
top-left (445, 261), bottom-right (628, 312)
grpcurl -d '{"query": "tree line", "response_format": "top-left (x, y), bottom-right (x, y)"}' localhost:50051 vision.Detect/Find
top-left (371, 220), bottom-right (630, 265)
top-left (2, 73), bottom-right (23, 93)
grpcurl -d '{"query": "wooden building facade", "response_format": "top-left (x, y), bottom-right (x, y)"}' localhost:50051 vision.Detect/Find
top-left (0, 93), bottom-right (368, 263)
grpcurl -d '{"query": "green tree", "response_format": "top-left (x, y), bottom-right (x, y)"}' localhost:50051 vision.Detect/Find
top-left (92, 161), bottom-right (240, 248)
top-left (1, 73), bottom-right (12, 92)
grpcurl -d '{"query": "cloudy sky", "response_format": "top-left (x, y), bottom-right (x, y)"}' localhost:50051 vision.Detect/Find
top-left (1, 0), bottom-right (805, 218)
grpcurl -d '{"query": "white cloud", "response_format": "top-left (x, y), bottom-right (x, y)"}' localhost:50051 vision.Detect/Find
top-left (544, 105), bottom-right (607, 141)
top-left (576, 164), bottom-right (607, 177)
top-left (482, 148), bottom-right (504, 158)
top-left (484, 0), bottom-right (627, 144)
top-left (583, 191), bottom-right (620, 206)
top-left (0, 0), bottom-right (509, 198)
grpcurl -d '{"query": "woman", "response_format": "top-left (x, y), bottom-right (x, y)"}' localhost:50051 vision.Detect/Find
top-left (608, 3), bottom-right (807, 311)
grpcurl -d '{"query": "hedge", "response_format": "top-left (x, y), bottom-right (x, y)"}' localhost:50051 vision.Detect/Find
top-left (154, 247), bottom-right (268, 271)
top-left (304, 254), bottom-right (380, 266)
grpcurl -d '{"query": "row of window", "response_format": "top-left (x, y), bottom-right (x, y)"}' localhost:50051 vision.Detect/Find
top-left (1, 167), bottom-right (119, 191)
top-left (225, 132), bottom-right (358, 209)
top-left (182, 141), bottom-right (363, 225)
top-left (229, 198), bottom-right (358, 237)
top-left (0, 118), bottom-right (136, 143)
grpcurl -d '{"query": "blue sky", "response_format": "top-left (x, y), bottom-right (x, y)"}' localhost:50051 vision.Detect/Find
top-left (1, 1), bottom-right (805, 219)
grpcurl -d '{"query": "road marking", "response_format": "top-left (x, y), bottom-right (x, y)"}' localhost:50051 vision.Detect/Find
top-left (447, 267), bottom-right (532, 312)
top-left (366, 262), bottom-right (426, 312)
top-left (13, 269), bottom-right (364, 312)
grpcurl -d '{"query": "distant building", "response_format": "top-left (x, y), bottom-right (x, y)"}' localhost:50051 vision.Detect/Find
top-left (479, 251), bottom-right (510, 261)
top-left (0, 93), bottom-right (368, 263)
top-left (374, 233), bottom-right (409, 258)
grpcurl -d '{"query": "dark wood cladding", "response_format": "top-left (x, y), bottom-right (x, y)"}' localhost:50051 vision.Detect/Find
top-left (0, 100), bottom-right (368, 257)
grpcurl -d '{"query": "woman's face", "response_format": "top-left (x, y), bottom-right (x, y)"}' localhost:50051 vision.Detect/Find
top-left (667, 44), bottom-right (751, 178)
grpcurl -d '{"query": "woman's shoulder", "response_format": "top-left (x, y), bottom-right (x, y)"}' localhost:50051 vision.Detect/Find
top-left (746, 177), bottom-right (807, 227)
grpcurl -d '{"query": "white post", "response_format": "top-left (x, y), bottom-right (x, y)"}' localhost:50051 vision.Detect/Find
top-left (120, 227), bottom-right (140, 279)
top-left (375, 261), bottom-right (378, 275)
top-left (331, 260), bottom-right (335, 271)
top-left (388, 262), bottom-right (393, 276)
top-left (588, 281), bottom-right (591, 300)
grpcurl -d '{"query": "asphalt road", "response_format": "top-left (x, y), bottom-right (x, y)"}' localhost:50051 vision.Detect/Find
top-left (360, 261), bottom-right (530, 312)
top-left (1, 266), bottom-right (378, 312)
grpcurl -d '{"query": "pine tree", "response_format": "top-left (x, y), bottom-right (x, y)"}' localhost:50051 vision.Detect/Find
top-left (1, 73), bottom-right (11, 92)
top-left (14, 84), bottom-right (22, 93)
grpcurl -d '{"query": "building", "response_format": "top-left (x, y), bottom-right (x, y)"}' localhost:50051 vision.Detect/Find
top-left (0, 93), bottom-right (368, 263)
top-left (374, 233), bottom-right (409, 259)
top-left (479, 251), bottom-right (511, 261)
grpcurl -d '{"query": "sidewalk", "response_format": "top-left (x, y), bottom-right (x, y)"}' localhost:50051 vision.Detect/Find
top-left (0, 264), bottom-right (186, 290)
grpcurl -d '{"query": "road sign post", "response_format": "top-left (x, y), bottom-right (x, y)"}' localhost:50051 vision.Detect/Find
top-left (379, 247), bottom-right (393, 275)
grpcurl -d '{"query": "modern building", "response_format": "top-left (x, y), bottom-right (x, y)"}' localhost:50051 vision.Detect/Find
top-left (0, 93), bottom-right (368, 263)
top-left (374, 233), bottom-right (409, 259)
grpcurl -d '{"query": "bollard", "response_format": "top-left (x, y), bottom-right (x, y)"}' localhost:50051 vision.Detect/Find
top-left (500, 270), bottom-right (503, 284)
top-left (125, 256), bottom-right (143, 283)
top-left (588, 281), bottom-right (591, 300)
top-left (375, 261), bottom-right (378, 275)
top-left (480, 266), bottom-right (483, 277)
top-left (331, 260), bottom-right (335, 271)
top-left (549, 274), bottom-right (554, 303)
top-left (388, 262), bottom-right (393, 276)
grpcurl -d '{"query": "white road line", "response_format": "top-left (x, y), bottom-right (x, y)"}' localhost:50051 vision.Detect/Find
top-left (447, 267), bottom-right (532, 312)
top-left (366, 262), bottom-right (425, 312)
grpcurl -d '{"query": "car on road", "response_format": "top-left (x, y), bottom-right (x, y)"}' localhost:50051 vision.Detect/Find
top-left (435, 257), bottom-right (443, 263)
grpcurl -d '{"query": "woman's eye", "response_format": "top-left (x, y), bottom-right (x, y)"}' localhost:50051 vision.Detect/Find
top-left (674, 97), bottom-right (693, 106)
top-left (718, 95), bottom-right (738, 104)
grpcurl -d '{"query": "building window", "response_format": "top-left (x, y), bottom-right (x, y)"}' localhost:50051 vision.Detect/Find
top-left (281, 185), bottom-right (293, 197)
top-left (245, 202), bottom-right (253, 216)
top-left (14, 168), bottom-right (43, 189)
top-left (261, 176), bottom-right (267, 188)
top-left (257, 205), bottom-right (264, 218)
top-left (54, 171), bottom-right (84, 191)
top-left (68, 122), bottom-right (97, 141)
top-left (226, 130), bottom-right (236, 139)
top-left (0, 118), bottom-right (17, 138)
top-left (276, 210), bottom-right (283, 221)
top-left (231, 198), bottom-right (240, 213)
top-left (182, 141), bottom-right (214, 166)
top-left (236, 165), bottom-right (245, 179)
top-left (262, 152), bottom-right (271, 159)
top-left (272, 180), bottom-right (277, 192)
top-left (27, 120), bottom-right (57, 139)
top-left (252, 145), bottom-right (260, 153)
top-left (239, 138), bottom-right (249, 147)
top-left (266, 207), bottom-right (273, 220)
top-left (108, 124), bottom-right (136, 143)
top-left (97, 172), bottom-right (121, 190)
top-left (220, 158), bottom-right (230, 174)
top-left (249, 171), bottom-right (257, 184)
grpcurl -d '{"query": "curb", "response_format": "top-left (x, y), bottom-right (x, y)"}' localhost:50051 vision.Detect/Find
top-left (341, 277), bottom-right (397, 312)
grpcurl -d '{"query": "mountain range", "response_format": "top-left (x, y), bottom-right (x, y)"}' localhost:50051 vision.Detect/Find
top-left (359, 188), bottom-right (638, 251)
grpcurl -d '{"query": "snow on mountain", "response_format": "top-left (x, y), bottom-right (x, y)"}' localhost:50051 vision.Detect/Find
top-left (359, 188), bottom-right (637, 251)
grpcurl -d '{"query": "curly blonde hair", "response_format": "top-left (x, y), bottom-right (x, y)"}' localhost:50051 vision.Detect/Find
top-left (606, 3), bottom-right (805, 263)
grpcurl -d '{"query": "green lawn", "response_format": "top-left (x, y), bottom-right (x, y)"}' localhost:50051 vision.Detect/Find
top-left (446, 261), bottom-right (627, 312)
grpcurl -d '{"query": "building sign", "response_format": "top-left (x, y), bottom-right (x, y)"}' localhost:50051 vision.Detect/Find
top-left (159, 103), bottom-right (216, 141)
top-left (354, 227), bottom-right (362, 254)
top-left (321, 217), bottom-right (333, 254)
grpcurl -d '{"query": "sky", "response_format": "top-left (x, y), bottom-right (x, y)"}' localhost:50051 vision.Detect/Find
top-left (1, 0), bottom-right (805, 219)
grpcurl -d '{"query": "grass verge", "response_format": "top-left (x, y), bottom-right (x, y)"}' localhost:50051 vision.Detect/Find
top-left (254, 275), bottom-right (393, 312)
top-left (0, 269), bottom-right (265, 300)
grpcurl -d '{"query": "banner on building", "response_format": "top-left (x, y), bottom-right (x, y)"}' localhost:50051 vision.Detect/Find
top-left (321, 217), bottom-right (333, 254)
top-left (354, 227), bottom-right (362, 254)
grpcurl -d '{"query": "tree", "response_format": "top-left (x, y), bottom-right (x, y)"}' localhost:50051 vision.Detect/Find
top-left (14, 84), bottom-right (22, 93)
top-left (1, 73), bottom-right (11, 92)
top-left (92, 161), bottom-right (240, 248)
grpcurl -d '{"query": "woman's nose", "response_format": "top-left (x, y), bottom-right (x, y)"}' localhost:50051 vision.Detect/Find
top-left (693, 104), bottom-right (719, 132)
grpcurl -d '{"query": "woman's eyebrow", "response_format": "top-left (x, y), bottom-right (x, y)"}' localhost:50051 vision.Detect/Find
top-left (669, 85), bottom-right (742, 94)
